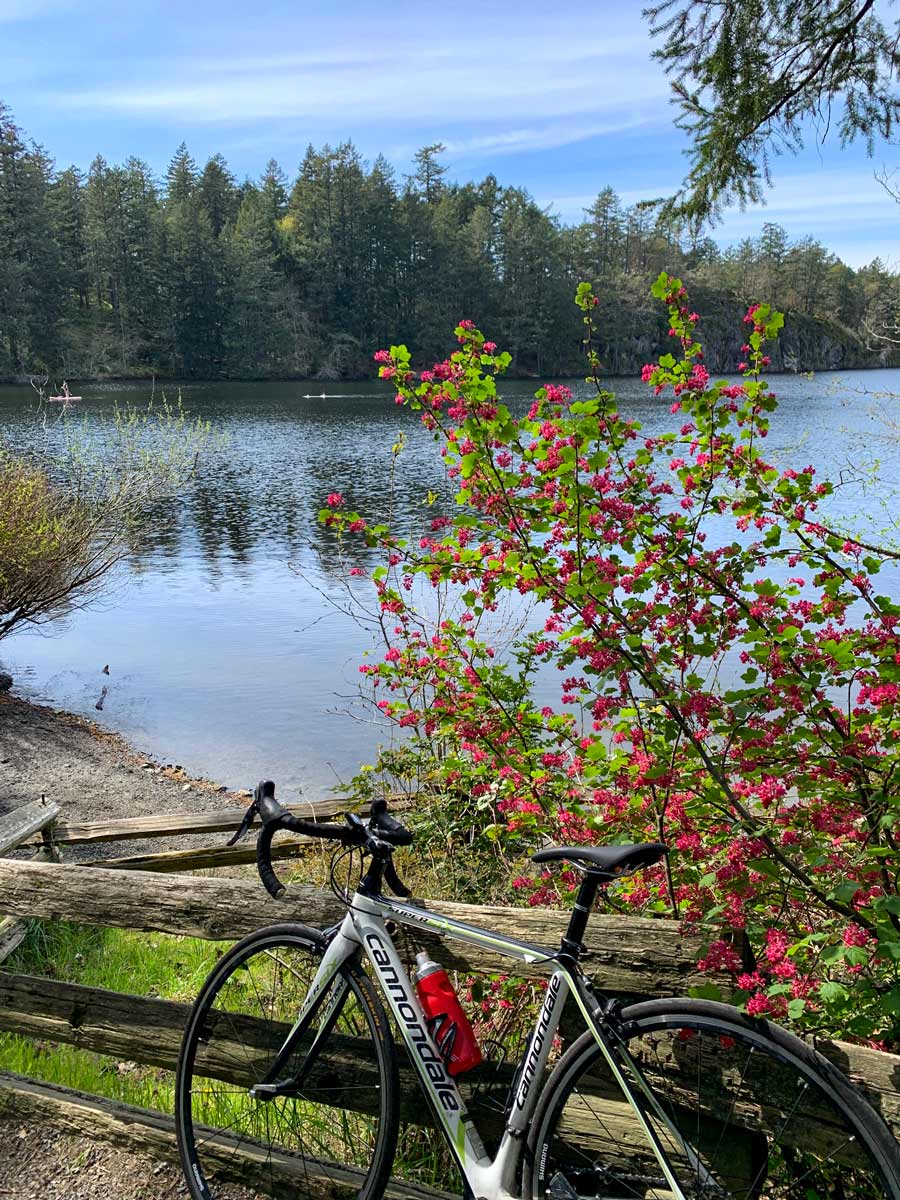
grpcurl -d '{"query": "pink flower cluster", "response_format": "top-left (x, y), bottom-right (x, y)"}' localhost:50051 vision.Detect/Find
top-left (337, 277), bottom-right (900, 1041)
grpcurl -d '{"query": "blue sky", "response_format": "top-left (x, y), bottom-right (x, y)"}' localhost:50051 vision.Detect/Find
top-left (1, 0), bottom-right (896, 268)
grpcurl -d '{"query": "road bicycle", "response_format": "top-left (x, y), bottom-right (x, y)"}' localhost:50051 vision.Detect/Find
top-left (175, 781), bottom-right (900, 1199)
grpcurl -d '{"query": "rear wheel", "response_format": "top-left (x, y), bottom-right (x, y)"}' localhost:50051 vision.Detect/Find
top-left (176, 924), bottom-right (398, 1200)
top-left (526, 998), bottom-right (900, 1199)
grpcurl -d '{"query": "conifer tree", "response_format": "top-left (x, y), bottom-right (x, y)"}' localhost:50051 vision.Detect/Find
top-left (0, 103), bottom-right (896, 381)
top-left (645, 0), bottom-right (900, 219)
top-left (166, 142), bottom-right (197, 205)
top-left (198, 154), bottom-right (238, 236)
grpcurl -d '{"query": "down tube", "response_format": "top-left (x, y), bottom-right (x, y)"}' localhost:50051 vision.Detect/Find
top-left (355, 910), bottom-right (490, 1171)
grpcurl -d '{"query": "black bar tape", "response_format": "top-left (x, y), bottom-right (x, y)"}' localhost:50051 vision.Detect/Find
top-left (277, 814), bottom-right (349, 840)
top-left (257, 823), bottom-right (286, 899)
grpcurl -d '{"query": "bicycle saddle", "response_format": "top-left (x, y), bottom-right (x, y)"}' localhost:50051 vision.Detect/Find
top-left (531, 842), bottom-right (667, 879)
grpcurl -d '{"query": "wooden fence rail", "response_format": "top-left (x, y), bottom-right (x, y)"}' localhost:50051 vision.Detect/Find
top-left (0, 972), bottom-right (462, 1132)
top-left (0, 797), bottom-right (60, 855)
top-left (1, 807), bottom-right (899, 1194)
top-left (0, 1071), bottom-right (454, 1200)
top-left (0, 797), bottom-right (60, 965)
top-left (2, 966), bottom-right (898, 1138)
top-left (0, 856), bottom-right (737, 996)
top-left (19, 794), bottom-right (409, 849)
top-left (85, 833), bottom-right (318, 873)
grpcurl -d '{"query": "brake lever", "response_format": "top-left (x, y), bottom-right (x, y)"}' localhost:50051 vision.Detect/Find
top-left (227, 798), bottom-right (258, 847)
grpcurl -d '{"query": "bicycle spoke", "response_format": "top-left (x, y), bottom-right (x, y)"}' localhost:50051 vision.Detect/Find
top-left (695, 1033), bottom-right (702, 1196)
top-left (627, 1032), bottom-right (707, 1192)
top-left (761, 1132), bottom-right (859, 1197)
top-left (580, 1084), bottom-right (652, 1195)
top-left (263, 1100), bottom-right (274, 1198)
top-left (178, 935), bottom-right (393, 1200)
top-left (191, 1086), bottom-right (249, 1096)
top-left (698, 1044), bottom-right (755, 1200)
top-left (193, 1108), bottom-right (252, 1150)
top-left (220, 1001), bottom-right (263, 1083)
top-left (532, 1014), bottom-right (897, 1200)
top-left (738, 1079), bottom-right (808, 1200)
top-left (245, 958), bottom-right (272, 1026)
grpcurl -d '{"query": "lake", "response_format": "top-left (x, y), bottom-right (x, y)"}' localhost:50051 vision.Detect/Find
top-left (1, 369), bottom-right (898, 801)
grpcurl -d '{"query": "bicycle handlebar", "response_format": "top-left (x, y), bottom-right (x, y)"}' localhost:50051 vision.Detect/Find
top-left (236, 780), bottom-right (413, 900)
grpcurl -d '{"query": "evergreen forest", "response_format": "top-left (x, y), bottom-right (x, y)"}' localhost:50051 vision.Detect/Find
top-left (1, 105), bottom-right (897, 382)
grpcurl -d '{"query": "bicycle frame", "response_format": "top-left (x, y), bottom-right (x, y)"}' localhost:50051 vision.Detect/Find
top-left (264, 887), bottom-right (695, 1200)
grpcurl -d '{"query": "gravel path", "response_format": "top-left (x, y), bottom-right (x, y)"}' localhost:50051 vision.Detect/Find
top-left (0, 693), bottom-right (253, 1196)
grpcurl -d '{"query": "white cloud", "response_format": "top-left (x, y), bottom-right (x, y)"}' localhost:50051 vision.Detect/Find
top-left (716, 171), bottom-right (895, 219)
top-left (51, 31), bottom-right (669, 125)
top-left (543, 168), bottom-right (898, 266)
top-left (550, 168), bottom-right (898, 221)
top-left (825, 241), bottom-right (899, 269)
top-left (394, 115), bottom-right (658, 163)
top-left (188, 48), bottom-right (396, 76)
top-left (712, 170), bottom-right (898, 265)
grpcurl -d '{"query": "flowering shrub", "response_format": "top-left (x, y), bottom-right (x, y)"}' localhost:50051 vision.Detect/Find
top-left (322, 275), bottom-right (900, 1042)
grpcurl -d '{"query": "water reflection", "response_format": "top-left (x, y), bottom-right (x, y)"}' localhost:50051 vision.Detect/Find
top-left (120, 387), bottom-right (455, 574)
top-left (0, 370), bottom-right (898, 795)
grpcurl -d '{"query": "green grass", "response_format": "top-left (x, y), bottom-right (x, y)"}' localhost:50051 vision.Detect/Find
top-left (0, 1032), bottom-right (176, 1111)
top-left (0, 865), bottom-right (522, 1191)
top-left (0, 918), bottom-right (462, 1191)
top-left (5, 919), bottom-right (224, 1002)
top-left (0, 920), bottom-right (225, 1109)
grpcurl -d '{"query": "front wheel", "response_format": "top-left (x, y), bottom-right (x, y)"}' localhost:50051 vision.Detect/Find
top-left (526, 997), bottom-right (900, 1199)
top-left (175, 923), bottom-right (399, 1200)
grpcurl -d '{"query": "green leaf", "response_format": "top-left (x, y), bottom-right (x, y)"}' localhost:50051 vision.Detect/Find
top-left (820, 943), bottom-right (845, 964)
top-left (818, 981), bottom-right (850, 1004)
top-left (688, 982), bottom-right (723, 1002)
top-left (830, 882), bottom-right (861, 904)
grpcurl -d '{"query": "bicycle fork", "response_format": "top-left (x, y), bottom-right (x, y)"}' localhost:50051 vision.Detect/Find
top-left (249, 924), bottom-right (357, 1099)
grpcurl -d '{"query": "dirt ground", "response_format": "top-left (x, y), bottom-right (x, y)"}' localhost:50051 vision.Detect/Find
top-left (0, 693), bottom-right (251, 1197)
top-left (0, 1121), bottom-right (189, 1199)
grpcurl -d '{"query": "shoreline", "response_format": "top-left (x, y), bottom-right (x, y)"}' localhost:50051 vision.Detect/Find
top-left (0, 693), bottom-right (246, 860)
top-left (0, 693), bottom-right (251, 1197)
top-left (2, 363), bottom-right (899, 389)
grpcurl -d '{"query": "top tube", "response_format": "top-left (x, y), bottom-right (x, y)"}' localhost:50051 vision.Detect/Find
top-left (356, 890), bottom-right (560, 968)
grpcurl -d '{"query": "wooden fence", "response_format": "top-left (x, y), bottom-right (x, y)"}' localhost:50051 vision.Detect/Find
top-left (0, 796), bottom-right (898, 1197)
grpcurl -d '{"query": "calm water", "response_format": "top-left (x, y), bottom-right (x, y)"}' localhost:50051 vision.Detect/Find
top-left (1, 370), bottom-right (898, 799)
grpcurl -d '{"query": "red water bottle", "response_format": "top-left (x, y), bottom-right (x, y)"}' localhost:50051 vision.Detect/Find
top-left (413, 951), bottom-right (482, 1076)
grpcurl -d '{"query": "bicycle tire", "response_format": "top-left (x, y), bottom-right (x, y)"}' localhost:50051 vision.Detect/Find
top-left (526, 997), bottom-right (900, 1199)
top-left (175, 923), bottom-right (399, 1200)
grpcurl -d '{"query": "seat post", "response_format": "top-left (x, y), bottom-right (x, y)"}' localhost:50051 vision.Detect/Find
top-left (560, 872), bottom-right (602, 960)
